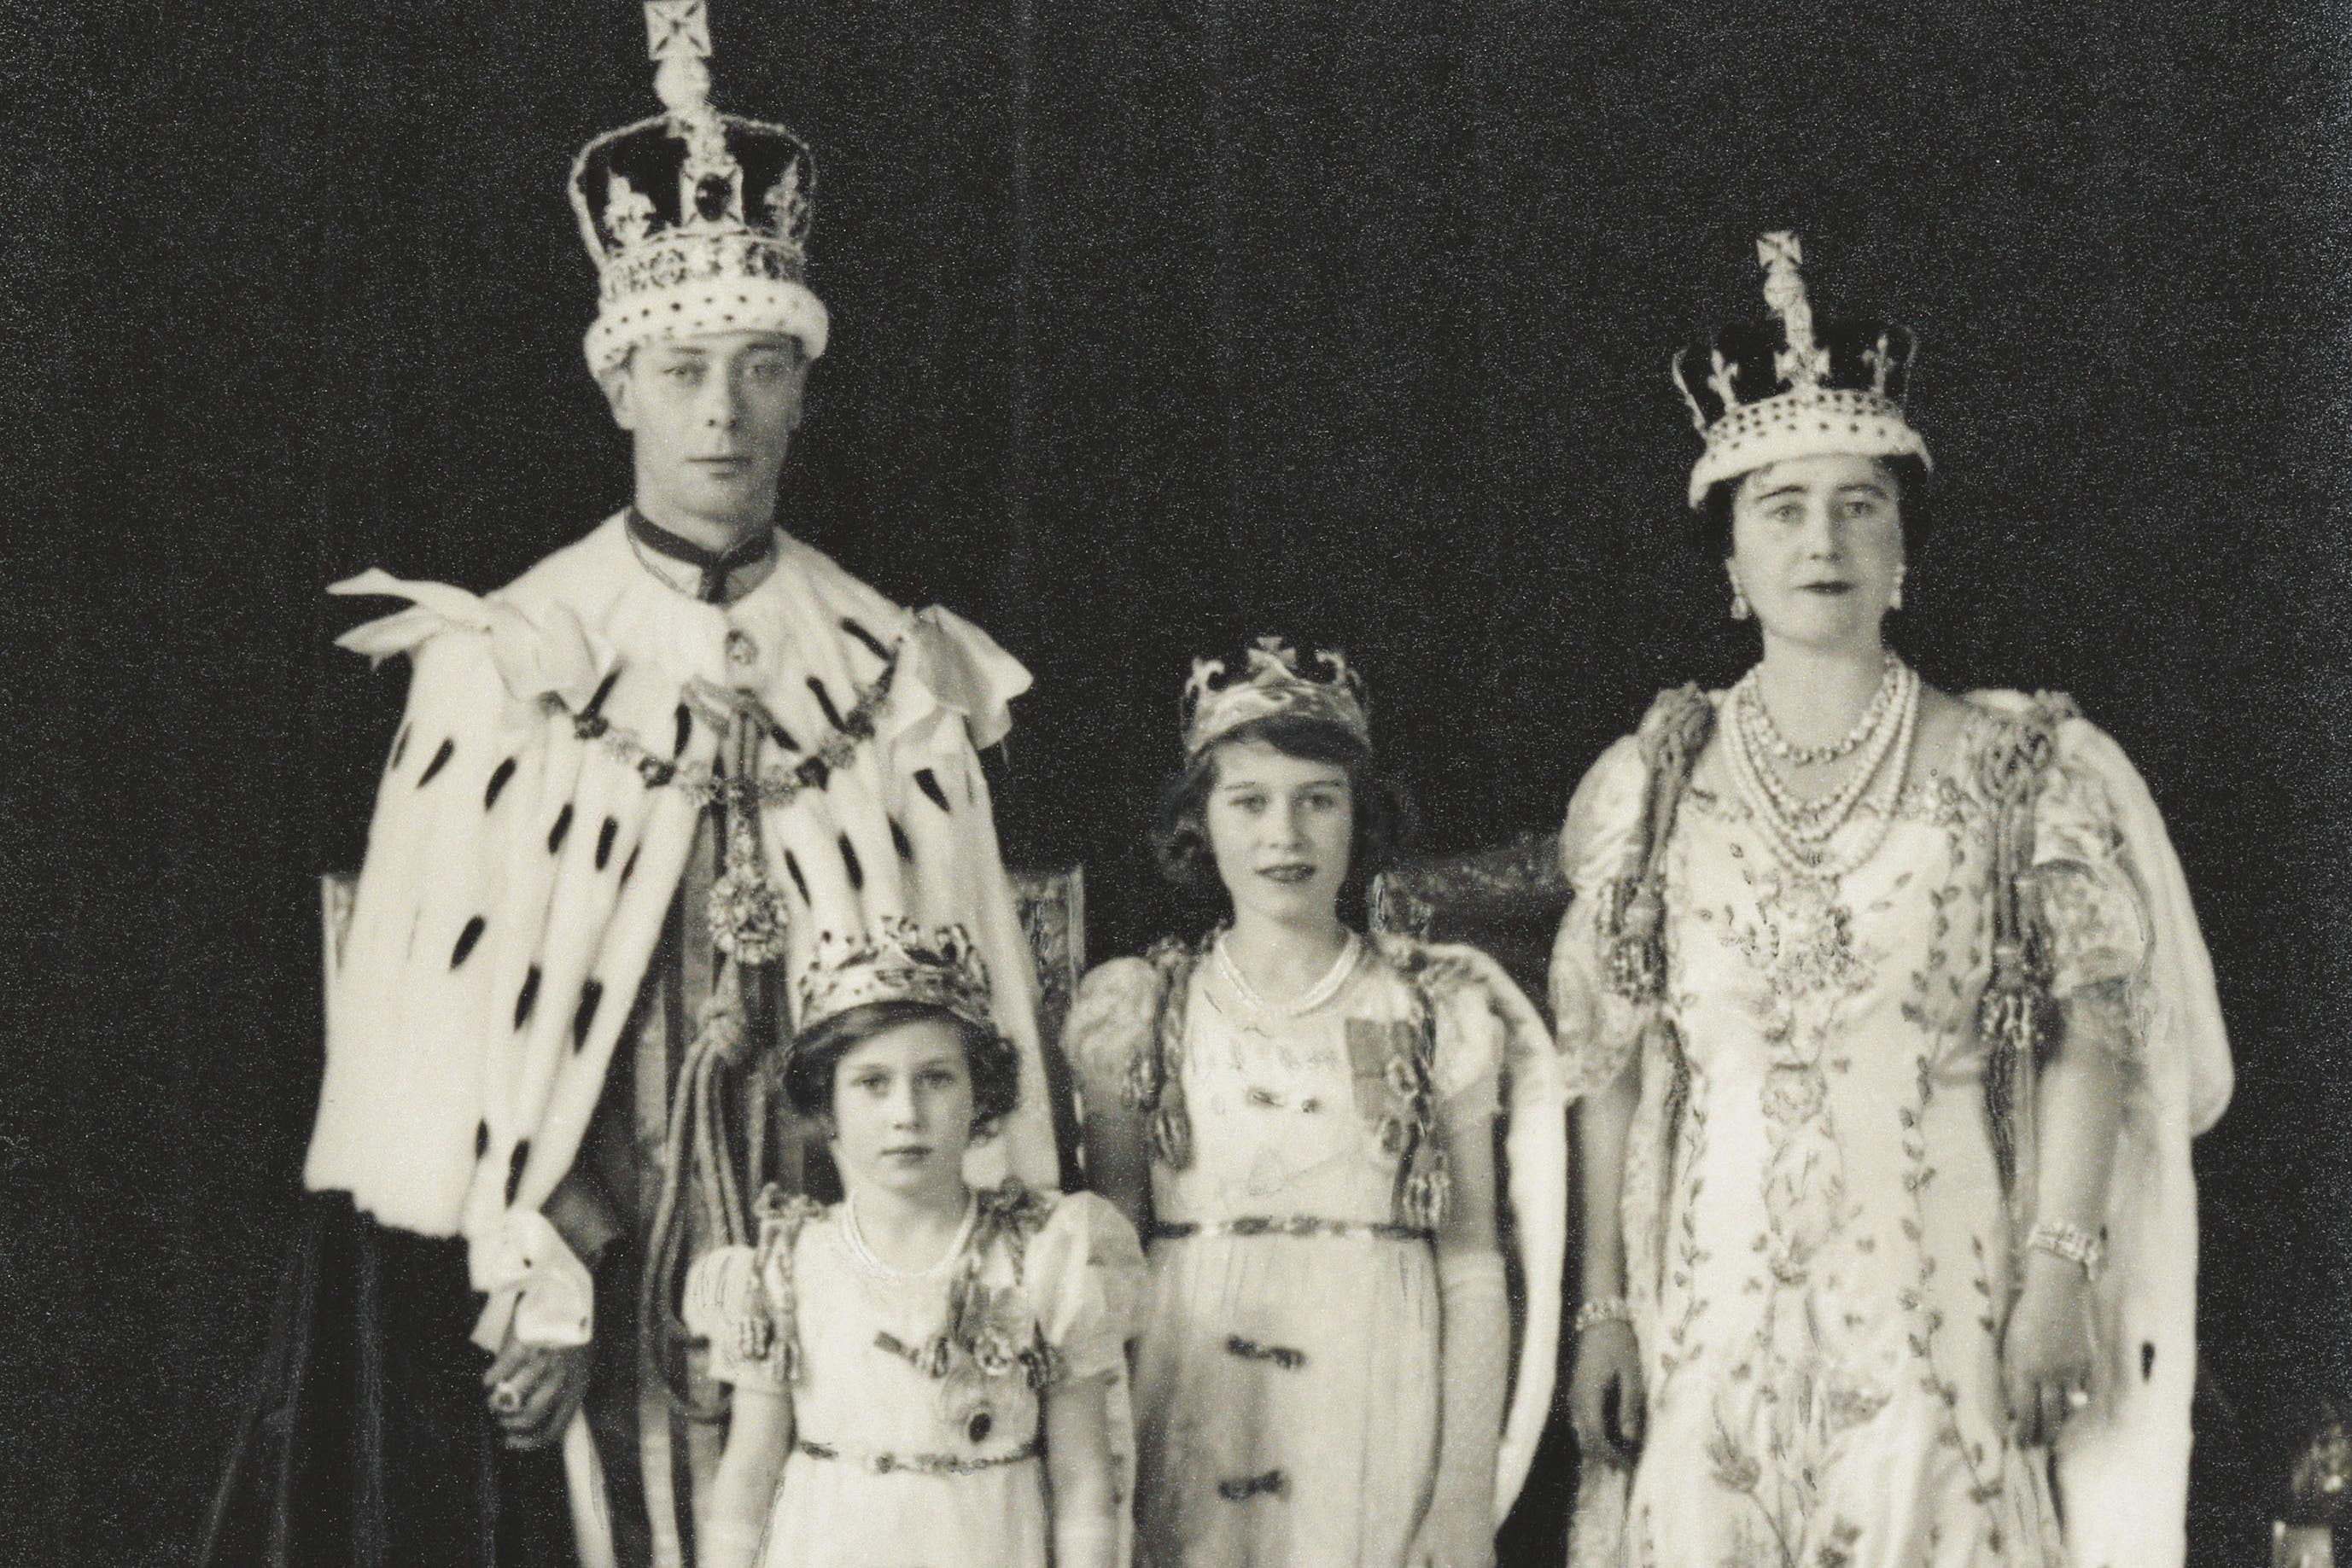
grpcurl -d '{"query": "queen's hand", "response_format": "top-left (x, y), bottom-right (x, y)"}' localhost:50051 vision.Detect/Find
top-left (1567, 1316), bottom-right (1645, 1469)
top-left (2001, 1257), bottom-right (2097, 1449)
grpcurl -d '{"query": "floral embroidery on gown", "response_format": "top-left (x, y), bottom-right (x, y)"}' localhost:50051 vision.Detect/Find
top-left (1553, 696), bottom-right (2156, 1568)
top-left (684, 1184), bottom-right (1143, 1568)
top-left (1066, 936), bottom-right (1524, 1568)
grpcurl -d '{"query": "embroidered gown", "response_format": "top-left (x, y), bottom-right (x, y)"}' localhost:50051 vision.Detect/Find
top-left (1553, 693), bottom-right (2227, 1568)
top-left (1067, 935), bottom-right (1530, 1568)
top-left (686, 1186), bottom-right (1143, 1568)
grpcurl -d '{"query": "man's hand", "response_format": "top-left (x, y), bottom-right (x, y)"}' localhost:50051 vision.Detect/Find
top-left (483, 1330), bottom-right (593, 1450)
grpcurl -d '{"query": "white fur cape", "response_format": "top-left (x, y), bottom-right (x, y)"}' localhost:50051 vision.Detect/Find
top-left (303, 515), bottom-right (1063, 1267)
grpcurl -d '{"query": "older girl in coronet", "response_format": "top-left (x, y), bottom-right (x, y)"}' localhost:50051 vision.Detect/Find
top-left (1071, 640), bottom-right (1564, 1568)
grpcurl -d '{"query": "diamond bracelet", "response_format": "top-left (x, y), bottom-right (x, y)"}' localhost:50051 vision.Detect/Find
top-left (2026, 1221), bottom-right (2106, 1281)
top-left (1573, 1297), bottom-right (1633, 1335)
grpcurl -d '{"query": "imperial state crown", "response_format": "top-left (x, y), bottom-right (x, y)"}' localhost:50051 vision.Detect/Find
top-left (570, 1), bottom-right (830, 376)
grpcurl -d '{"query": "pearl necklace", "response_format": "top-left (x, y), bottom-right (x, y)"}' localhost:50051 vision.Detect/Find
top-left (1730, 662), bottom-right (1907, 840)
top-left (1736, 657), bottom-right (1911, 831)
top-left (1725, 659), bottom-right (1920, 880)
top-left (841, 1191), bottom-right (980, 1281)
top-left (1736, 652), bottom-right (1899, 766)
top-left (1213, 931), bottom-right (1363, 1017)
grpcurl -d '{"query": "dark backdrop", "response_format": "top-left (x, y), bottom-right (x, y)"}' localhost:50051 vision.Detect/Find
top-left (10, 2), bottom-right (2349, 1563)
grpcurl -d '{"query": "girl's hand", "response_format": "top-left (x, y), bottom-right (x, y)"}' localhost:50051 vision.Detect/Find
top-left (1042, 1375), bottom-right (1121, 1568)
top-left (2002, 1263), bottom-right (2096, 1449)
top-left (1567, 1319), bottom-right (1645, 1468)
top-left (1404, 1492), bottom-right (1496, 1568)
top-left (701, 1383), bottom-right (791, 1568)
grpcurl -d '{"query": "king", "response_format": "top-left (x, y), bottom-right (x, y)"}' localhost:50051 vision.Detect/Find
top-left (202, 7), bottom-right (1062, 1565)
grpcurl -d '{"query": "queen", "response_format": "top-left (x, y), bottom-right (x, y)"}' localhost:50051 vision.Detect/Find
top-left (1552, 234), bottom-right (2233, 1568)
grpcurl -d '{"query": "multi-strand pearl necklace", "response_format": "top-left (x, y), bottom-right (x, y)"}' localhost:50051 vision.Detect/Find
top-left (1729, 662), bottom-right (1910, 836)
top-left (1736, 651), bottom-right (1900, 765)
top-left (1724, 657), bottom-right (1920, 881)
top-left (1213, 931), bottom-right (1363, 1017)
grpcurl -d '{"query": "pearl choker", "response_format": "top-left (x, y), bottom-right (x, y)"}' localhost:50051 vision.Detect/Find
top-left (1213, 932), bottom-right (1363, 1017)
top-left (1736, 652), bottom-right (1899, 766)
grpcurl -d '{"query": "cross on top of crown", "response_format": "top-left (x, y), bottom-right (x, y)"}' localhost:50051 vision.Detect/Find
top-left (1756, 230), bottom-right (1803, 272)
top-left (1757, 230), bottom-right (1830, 389)
top-left (645, 1), bottom-right (711, 62)
top-left (645, 1), bottom-right (717, 119)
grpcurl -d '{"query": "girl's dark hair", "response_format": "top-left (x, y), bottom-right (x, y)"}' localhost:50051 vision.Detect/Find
top-left (1151, 713), bottom-right (1415, 903)
top-left (1689, 452), bottom-right (1933, 560)
top-left (783, 1000), bottom-right (1021, 1142)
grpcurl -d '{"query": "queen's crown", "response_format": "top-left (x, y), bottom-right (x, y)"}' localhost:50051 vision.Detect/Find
top-left (1670, 233), bottom-right (1929, 507)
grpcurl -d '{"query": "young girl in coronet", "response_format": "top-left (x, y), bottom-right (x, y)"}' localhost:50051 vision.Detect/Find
top-left (1071, 638), bottom-right (1563, 1568)
top-left (686, 918), bottom-right (1144, 1568)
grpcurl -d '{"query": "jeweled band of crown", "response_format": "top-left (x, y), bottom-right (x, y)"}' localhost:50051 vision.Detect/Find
top-left (1670, 231), bottom-right (1929, 508)
top-left (1182, 635), bottom-right (1372, 757)
top-left (569, 1), bottom-right (831, 376)
top-left (792, 918), bottom-right (997, 1038)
